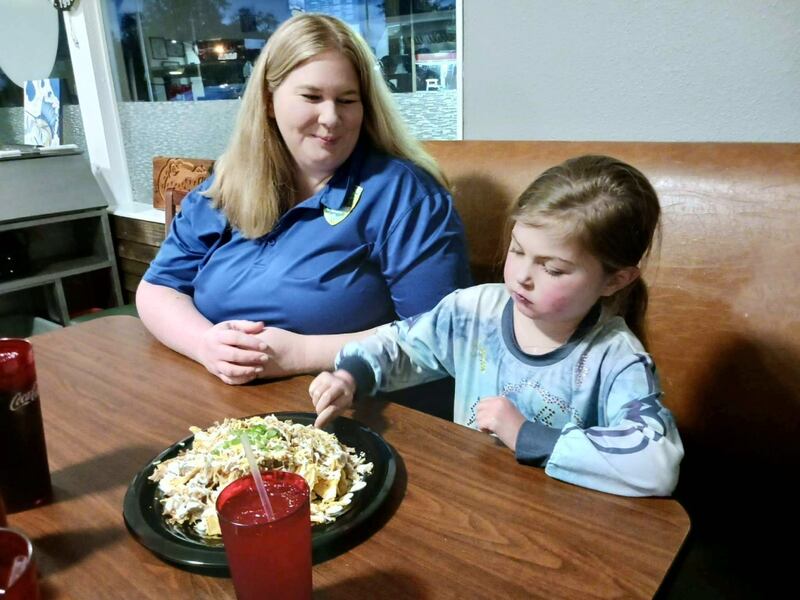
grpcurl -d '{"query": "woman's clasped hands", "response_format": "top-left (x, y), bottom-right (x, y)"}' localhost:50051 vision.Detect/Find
top-left (197, 322), bottom-right (307, 385)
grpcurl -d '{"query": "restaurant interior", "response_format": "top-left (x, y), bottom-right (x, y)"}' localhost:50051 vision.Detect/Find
top-left (1, 1), bottom-right (798, 599)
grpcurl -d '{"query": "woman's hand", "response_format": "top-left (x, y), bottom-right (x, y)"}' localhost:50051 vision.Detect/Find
top-left (309, 370), bottom-right (357, 428)
top-left (475, 395), bottom-right (526, 450)
top-left (256, 327), bottom-right (308, 378)
top-left (196, 320), bottom-right (268, 384)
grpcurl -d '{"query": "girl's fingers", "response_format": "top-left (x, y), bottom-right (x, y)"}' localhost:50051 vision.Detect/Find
top-left (315, 404), bottom-right (338, 429)
top-left (315, 387), bottom-right (339, 413)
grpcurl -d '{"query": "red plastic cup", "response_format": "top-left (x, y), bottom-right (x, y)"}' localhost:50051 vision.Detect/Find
top-left (0, 527), bottom-right (40, 600)
top-left (0, 339), bottom-right (52, 513)
top-left (216, 471), bottom-right (312, 600)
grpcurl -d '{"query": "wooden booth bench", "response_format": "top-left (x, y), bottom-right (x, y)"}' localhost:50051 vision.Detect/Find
top-left (116, 141), bottom-right (799, 596)
top-left (429, 141), bottom-right (799, 598)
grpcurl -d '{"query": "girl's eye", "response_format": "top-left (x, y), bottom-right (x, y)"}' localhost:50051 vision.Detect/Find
top-left (301, 94), bottom-right (321, 101)
top-left (508, 246), bottom-right (523, 255)
top-left (543, 265), bottom-right (564, 276)
top-left (337, 98), bottom-right (358, 104)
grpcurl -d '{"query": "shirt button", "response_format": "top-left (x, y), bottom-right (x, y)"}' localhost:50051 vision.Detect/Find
top-left (267, 239), bottom-right (276, 246)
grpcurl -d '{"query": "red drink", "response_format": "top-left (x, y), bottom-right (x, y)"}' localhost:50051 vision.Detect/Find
top-left (0, 339), bottom-right (52, 513)
top-left (216, 471), bottom-right (312, 600)
top-left (0, 527), bottom-right (40, 600)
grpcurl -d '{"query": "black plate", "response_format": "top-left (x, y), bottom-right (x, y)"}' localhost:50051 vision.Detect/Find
top-left (123, 412), bottom-right (397, 572)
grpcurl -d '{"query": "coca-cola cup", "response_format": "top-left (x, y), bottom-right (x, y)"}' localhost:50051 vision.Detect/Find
top-left (0, 339), bottom-right (52, 513)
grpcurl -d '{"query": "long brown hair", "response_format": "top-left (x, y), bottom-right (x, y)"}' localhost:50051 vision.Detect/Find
top-left (510, 155), bottom-right (661, 348)
top-left (207, 13), bottom-right (447, 239)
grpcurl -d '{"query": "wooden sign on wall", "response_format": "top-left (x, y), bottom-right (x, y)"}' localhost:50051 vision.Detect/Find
top-left (152, 156), bottom-right (214, 210)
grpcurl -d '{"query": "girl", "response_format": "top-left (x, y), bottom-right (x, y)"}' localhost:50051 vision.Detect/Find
top-left (309, 155), bottom-right (684, 497)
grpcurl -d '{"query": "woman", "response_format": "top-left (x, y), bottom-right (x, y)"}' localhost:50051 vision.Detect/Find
top-left (137, 13), bottom-right (470, 385)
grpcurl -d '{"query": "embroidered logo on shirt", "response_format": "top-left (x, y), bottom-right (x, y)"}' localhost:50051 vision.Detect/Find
top-left (323, 185), bottom-right (363, 225)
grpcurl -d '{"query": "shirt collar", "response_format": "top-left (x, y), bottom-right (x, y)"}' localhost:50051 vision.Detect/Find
top-left (317, 137), bottom-right (369, 210)
top-left (502, 300), bottom-right (602, 366)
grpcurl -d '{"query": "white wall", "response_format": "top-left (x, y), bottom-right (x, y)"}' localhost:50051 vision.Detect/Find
top-left (463, 1), bottom-right (800, 142)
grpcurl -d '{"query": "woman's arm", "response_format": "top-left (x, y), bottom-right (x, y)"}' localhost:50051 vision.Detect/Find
top-left (136, 280), bottom-right (269, 384)
top-left (255, 327), bottom-right (378, 377)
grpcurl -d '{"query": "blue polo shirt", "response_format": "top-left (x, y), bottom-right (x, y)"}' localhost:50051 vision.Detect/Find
top-left (143, 141), bottom-right (472, 334)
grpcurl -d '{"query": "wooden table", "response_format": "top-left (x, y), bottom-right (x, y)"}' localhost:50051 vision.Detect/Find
top-left (10, 317), bottom-right (689, 599)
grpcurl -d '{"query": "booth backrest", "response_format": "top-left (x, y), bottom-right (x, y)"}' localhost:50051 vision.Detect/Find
top-left (425, 140), bottom-right (800, 529)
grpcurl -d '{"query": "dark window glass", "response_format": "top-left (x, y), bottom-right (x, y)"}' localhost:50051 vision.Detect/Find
top-left (106, 0), bottom-right (456, 102)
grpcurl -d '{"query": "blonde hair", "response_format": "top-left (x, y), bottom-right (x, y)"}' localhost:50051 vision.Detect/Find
top-left (511, 155), bottom-right (661, 348)
top-left (207, 13), bottom-right (447, 239)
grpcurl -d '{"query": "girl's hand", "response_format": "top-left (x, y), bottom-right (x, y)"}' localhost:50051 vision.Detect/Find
top-left (310, 370), bottom-right (357, 428)
top-left (475, 395), bottom-right (526, 450)
top-left (196, 320), bottom-right (268, 385)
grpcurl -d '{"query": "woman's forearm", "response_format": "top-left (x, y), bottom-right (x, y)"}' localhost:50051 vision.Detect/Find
top-left (135, 280), bottom-right (212, 362)
top-left (302, 329), bottom-right (378, 372)
top-left (257, 327), bottom-right (378, 376)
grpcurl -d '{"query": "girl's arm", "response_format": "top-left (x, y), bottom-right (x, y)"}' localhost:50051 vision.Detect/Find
top-left (521, 354), bottom-right (684, 497)
top-left (333, 292), bottom-right (460, 396)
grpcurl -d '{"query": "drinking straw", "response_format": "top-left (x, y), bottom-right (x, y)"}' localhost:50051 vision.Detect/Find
top-left (4, 554), bottom-right (28, 590)
top-left (239, 433), bottom-right (275, 521)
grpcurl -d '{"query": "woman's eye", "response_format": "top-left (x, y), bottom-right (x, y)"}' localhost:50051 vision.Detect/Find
top-left (301, 94), bottom-right (321, 101)
top-left (337, 98), bottom-right (358, 104)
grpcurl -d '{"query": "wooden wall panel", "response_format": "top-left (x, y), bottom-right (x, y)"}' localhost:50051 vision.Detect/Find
top-left (110, 215), bottom-right (164, 304)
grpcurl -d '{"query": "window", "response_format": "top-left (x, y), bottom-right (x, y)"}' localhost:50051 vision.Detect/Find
top-left (108, 1), bottom-right (456, 102)
top-left (102, 0), bottom-right (459, 208)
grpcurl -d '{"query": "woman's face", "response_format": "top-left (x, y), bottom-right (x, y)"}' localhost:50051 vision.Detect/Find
top-left (270, 50), bottom-right (364, 187)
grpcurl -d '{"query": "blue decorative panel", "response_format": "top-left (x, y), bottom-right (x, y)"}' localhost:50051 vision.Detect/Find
top-left (24, 78), bottom-right (62, 146)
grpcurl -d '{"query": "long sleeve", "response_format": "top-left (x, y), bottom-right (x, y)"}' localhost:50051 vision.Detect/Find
top-left (335, 292), bottom-right (462, 395)
top-left (539, 352), bottom-right (683, 497)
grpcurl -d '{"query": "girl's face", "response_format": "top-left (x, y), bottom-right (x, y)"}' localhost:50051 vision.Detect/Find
top-left (269, 50), bottom-right (364, 187)
top-left (503, 221), bottom-right (626, 327)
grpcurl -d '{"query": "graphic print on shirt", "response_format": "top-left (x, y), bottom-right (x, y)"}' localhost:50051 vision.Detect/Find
top-left (501, 377), bottom-right (585, 428)
top-left (467, 397), bottom-right (479, 427)
top-left (324, 185), bottom-right (363, 225)
top-left (569, 394), bottom-right (669, 455)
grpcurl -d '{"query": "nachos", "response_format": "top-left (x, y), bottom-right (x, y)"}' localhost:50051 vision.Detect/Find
top-left (149, 415), bottom-right (373, 536)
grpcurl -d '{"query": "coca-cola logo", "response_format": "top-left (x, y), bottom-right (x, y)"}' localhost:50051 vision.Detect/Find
top-left (9, 383), bottom-right (39, 411)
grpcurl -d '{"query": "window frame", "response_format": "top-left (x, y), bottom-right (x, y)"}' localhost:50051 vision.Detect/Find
top-left (64, 1), bottom-right (463, 222)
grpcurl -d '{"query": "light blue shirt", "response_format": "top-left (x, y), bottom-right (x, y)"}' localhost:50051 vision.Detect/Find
top-left (337, 284), bottom-right (684, 497)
